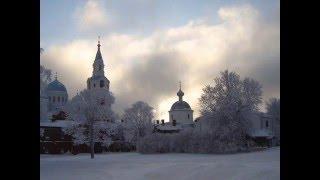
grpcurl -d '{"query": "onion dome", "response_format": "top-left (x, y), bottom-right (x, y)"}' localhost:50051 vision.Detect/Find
top-left (46, 73), bottom-right (67, 92)
top-left (170, 81), bottom-right (191, 110)
top-left (170, 101), bottom-right (191, 110)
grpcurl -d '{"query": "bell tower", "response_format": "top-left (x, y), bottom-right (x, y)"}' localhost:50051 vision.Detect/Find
top-left (87, 36), bottom-right (110, 91)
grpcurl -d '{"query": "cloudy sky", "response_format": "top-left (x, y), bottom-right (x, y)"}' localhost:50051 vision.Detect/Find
top-left (40, 0), bottom-right (280, 120)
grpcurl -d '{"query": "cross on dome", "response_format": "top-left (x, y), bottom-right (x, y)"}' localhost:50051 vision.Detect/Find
top-left (95, 36), bottom-right (103, 60)
top-left (98, 36), bottom-right (101, 48)
top-left (177, 81), bottom-right (184, 101)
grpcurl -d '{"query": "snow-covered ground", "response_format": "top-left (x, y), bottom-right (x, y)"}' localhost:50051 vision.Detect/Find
top-left (40, 147), bottom-right (279, 180)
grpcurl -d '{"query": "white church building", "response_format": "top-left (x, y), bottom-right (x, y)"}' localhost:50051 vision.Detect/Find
top-left (40, 74), bottom-right (68, 122)
top-left (169, 83), bottom-right (193, 125)
top-left (154, 83), bottom-right (194, 133)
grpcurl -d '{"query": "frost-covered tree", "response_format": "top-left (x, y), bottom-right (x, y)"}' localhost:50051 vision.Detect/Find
top-left (64, 89), bottom-right (116, 158)
top-left (266, 98), bottom-right (280, 144)
top-left (40, 48), bottom-right (52, 93)
top-left (199, 70), bottom-right (262, 152)
top-left (122, 101), bottom-right (154, 145)
top-left (40, 48), bottom-right (52, 121)
top-left (40, 65), bottom-right (52, 93)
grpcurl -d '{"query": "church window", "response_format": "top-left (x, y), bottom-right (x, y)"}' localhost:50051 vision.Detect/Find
top-left (57, 96), bottom-right (60, 102)
top-left (94, 83), bottom-right (96, 87)
top-left (266, 121), bottom-right (269, 128)
top-left (49, 96), bottom-right (51, 102)
top-left (188, 114), bottom-right (190, 119)
top-left (53, 96), bottom-right (55, 103)
top-left (100, 80), bottom-right (105, 88)
top-left (100, 99), bottom-right (105, 105)
top-left (99, 65), bottom-right (102, 71)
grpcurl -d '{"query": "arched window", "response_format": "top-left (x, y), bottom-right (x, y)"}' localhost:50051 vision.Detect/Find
top-left (57, 96), bottom-right (60, 102)
top-left (188, 114), bottom-right (190, 119)
top-left (53, 96), bottom-right (55, 103)
top-left (266, 121), bottom-right (269, 128)
top-left (100, 80), bottom-right (105, 88)
top-left (94, 83), bottom-right (96, 88)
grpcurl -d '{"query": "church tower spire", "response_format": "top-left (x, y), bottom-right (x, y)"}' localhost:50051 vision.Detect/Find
top-left (95, 36), bottom-right (102, 61)
top-left (87, 36), bottom-right (110, 91)
top-left (92, 36), bottom-right (105, 77)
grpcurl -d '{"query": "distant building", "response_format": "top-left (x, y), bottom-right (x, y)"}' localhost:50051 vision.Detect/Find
top-left (169, 82), bottom-right (193, 125)
top-left (40, 73), bottom-right (71, 153)
top-left (248, 112), bottom-right (279, 146)
top-left (40, 72), bottom-right (68, 122)
top-left (154, 82), bottom-right (194, 133)
top-left (46, 74), bottom-right (68, 112)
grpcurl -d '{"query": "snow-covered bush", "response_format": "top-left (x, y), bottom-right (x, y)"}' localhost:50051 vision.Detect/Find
top-left (137, 129), bottom-right (245, 154)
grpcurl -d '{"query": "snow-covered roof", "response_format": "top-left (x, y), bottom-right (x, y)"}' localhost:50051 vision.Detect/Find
top-left (155, 124), bottom-right (182, 131)
top-left (154, 121), bottom-right (195, 131)
top-left (40, 120), bottom-right (75, 128)
top-left (249, 129), bottom-right (273, 138)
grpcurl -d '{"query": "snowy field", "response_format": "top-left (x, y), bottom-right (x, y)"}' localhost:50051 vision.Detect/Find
top-left (40, 147), bottom-right (280, 180)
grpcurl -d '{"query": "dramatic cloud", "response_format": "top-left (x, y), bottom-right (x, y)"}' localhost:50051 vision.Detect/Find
top-left (74, 0), bottom-right (110, 32)
top-left (41, 4), bottom-right (280, 120)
